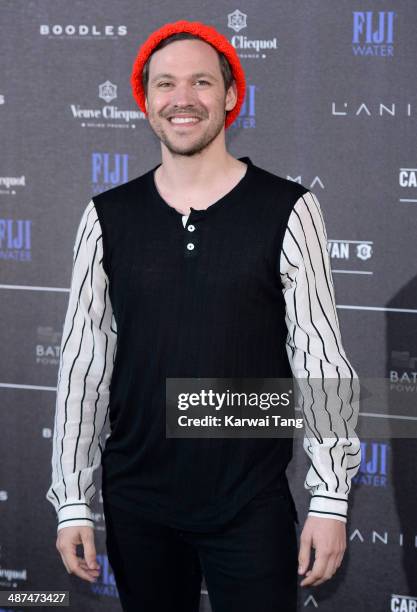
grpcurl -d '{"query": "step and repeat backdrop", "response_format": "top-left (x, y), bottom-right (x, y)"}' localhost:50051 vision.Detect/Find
top-left (1, 1), bottom-right (416, 611)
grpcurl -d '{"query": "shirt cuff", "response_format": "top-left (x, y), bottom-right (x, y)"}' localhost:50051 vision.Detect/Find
top-left (57, 500), bottom-right (95, 532)
top-left (308, 492), bottom-right (348, 523)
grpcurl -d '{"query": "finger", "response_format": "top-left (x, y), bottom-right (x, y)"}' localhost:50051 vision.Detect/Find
top-left (302, 555), bottom-right (338, 587)
top-left (336, 547), bottom-right (346, 568)
top-left (61, 542), bottom-right (97, 583)
top-left (309, 566), bottom-right (335, 585)
top-left (67, 557), bottom-right (99, 583)
top-left (300, 552), bottom-right (330, 586)
top-left (79, 560), bottom-right (101, 576)
top-left (322, 547), bottom-right (345, 580)
top-left (79, 559), bottom-right (101, 571)
top-left (58, 538), bottom-right (78, 574)
top-left (298, 533), bottom-right (312, 575)
top-left (81, 530), bottom-right (100, 570)
top-left (304, 543), bottom-right (346, 587)
top-left (59, 553), bottom-right (71, 574)
top-left (331, 548), bottom-right (345, 575)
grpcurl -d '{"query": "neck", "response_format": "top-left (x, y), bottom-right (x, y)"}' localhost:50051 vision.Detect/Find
top-left (157, 142), bottom-right (237, 194)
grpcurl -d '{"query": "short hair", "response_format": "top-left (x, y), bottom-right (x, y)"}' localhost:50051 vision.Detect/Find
top-left (141, 32), bottom-right (235, 97)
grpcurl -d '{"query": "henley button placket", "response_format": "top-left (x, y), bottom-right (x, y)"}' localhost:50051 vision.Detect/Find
top-left (183, 213), bottom-right (200, 258)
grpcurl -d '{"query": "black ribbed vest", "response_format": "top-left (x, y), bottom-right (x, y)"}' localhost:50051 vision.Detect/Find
top-left (94, 156), bottom-right (308, 531)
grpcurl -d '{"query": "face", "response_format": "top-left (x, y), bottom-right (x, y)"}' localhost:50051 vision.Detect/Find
top-left (144, 39), bottom-right (237, 157)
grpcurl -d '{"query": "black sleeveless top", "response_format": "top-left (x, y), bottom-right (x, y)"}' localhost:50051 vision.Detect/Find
top-left (93, 157), bottom-right (307, 530)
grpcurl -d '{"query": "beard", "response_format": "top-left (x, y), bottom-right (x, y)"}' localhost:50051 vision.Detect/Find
top-left (146, 104), bottom-right (227, 158)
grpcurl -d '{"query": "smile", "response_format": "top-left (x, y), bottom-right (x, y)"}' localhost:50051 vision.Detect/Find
top-left (168, 117), bottom-right (201, 125)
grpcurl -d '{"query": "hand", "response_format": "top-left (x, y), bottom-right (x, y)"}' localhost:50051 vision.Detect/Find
top-left (56, 526), bottom-right (101, 583)
top-left (298, 516), bottom-right (346, 587)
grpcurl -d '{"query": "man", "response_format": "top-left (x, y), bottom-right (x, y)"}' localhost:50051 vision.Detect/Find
top-left (46, 20), bottom-right (361, 612)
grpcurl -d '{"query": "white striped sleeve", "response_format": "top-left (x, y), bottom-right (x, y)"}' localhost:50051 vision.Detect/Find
top-left (280, 191), bottom-right (361, 523)
top-left (46, 200), bottom-right (118, 532)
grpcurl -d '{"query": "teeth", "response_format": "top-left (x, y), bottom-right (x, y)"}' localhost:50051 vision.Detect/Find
top-left (170, 117), bottom-right (199, 124)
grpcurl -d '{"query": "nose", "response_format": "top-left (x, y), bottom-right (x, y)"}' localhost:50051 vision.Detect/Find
top-left (169, 81), bottom-right (198, 107)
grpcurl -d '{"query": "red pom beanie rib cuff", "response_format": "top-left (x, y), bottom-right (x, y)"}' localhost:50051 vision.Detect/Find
top-left (130, 20), bottom-right (246, 129)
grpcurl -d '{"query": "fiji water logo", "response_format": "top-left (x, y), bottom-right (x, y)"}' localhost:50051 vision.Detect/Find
top-left (0, 219), bottom-right (31, 261)
top-left (352, 11), bottom-right (396, 56)
top-left (352, 441), bottom-right (389, 487)
top-left (231, 84), bottom-right (256, 129)
top-left (90, 554), bottom-right (119, 598)
top-left (92, 153), bottom-right (129, 193)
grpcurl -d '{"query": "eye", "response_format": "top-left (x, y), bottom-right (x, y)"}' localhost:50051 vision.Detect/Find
top-left (157, 80), bottom-right (210, 88)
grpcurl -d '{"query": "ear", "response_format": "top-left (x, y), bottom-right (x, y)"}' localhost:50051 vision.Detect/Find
top-left (225, 80), bottom-right (237, 112)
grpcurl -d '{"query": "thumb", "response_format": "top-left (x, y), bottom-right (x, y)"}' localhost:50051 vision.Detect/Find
top-left (298, 533), bottom-right (312, 575)
top-left (81, 529), bottom-right (99, 570)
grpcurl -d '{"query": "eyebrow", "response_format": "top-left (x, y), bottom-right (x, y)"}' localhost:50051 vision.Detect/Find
top-left (150, 72), bottom-right (218, 84)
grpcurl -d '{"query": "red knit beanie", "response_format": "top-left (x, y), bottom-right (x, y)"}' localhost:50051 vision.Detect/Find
top-left (130, 20), bottom-right (246, 129)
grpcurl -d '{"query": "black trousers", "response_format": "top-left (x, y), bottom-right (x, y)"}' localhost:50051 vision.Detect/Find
top-left (103, 484), bottom-right (299, 612)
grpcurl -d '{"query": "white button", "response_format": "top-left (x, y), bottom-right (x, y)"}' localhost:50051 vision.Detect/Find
top-left (186, 243), bottom-right (195, 250)
top-left (187, 224), bottom-right (195, 232)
